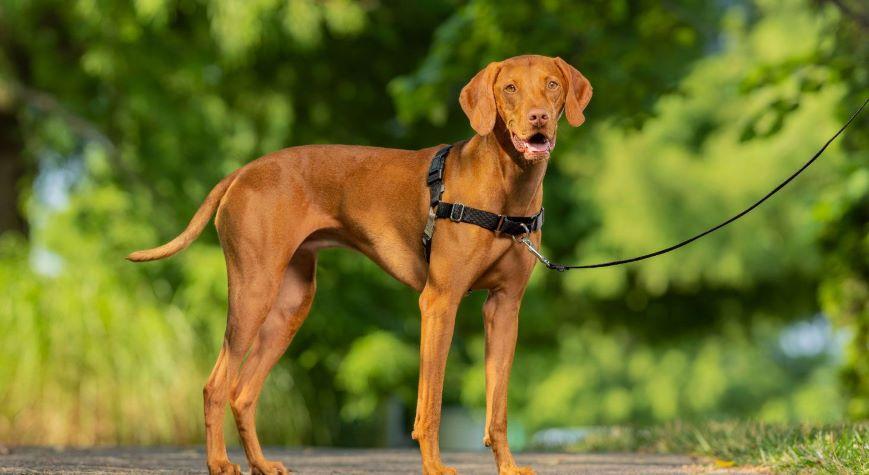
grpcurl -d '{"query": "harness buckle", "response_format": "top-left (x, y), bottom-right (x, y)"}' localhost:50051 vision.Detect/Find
top-left (429, 182), bottom-right (444, 206)
top-left (449, 203), bottom-right (465, 222)
top-left (422, 207), bottom-right (437, 262)
top-left (424, 208), bottom-right (437, 239)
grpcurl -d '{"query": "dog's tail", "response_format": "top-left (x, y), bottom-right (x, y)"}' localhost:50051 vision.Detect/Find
top-left (126, 170), bottom-right (240, 262)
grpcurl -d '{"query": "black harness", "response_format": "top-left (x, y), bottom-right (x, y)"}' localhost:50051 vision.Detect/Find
top-left (422, 145), bottom-right (544, 261)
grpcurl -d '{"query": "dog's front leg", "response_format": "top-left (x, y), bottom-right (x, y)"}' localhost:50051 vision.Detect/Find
top-left (412, 283), bottom-right (462, 475)
top-left (482, 289), bottom-right (535, 475)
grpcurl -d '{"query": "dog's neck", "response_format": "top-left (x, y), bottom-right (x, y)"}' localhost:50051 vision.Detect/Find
top-left (457, 123), bottom-right (548, 217)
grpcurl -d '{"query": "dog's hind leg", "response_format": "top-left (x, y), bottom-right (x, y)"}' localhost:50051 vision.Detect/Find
top-left (203, 236), bottom-right (298, 474)
top-left (203, 265), bottom-right (285, 475)
top-left (229, 250), bottom-right (317, 475)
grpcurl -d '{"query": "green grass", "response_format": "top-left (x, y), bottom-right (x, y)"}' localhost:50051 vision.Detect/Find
top-left (570, 421), bottom-right (868, 474)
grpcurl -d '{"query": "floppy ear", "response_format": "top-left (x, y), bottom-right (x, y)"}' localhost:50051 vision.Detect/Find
top-left (554, 57), bottom-right (593, 127)
top-left (459, 62), bottom-right (501, 136)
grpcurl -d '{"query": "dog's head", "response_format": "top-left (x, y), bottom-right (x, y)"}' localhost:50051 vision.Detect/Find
top-left (460, 55), bottom-right (592, 162)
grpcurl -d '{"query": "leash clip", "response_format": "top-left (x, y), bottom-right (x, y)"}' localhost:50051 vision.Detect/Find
top-left (513, 233), bottom-right (567, 272)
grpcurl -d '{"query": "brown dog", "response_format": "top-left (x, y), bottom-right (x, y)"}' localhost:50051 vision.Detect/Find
top-left (128, 54), bottom-right (591, 475)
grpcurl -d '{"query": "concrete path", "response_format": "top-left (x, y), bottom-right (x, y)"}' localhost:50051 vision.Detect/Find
top-left (0, 447), bottom-right (739, 474)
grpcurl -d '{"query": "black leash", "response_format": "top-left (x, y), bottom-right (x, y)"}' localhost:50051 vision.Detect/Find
top-left (520, 97), bottom-right (868, 271)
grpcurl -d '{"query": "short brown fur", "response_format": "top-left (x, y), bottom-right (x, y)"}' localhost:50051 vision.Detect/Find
top-left (129, 55), bottom-right (591, 475)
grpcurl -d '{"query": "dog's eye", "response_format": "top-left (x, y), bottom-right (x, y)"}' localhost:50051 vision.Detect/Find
top-left (547, 80), bottom-right (559, 90)
top-left (504, 84), bottom-right (517, 93)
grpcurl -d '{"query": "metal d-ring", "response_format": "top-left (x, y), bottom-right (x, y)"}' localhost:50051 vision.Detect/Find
top-left (510, 223), bottom-right (531, 243)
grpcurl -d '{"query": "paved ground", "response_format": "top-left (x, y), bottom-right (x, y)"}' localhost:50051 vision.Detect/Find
top-left (0, 447), bottom-right (748, 474)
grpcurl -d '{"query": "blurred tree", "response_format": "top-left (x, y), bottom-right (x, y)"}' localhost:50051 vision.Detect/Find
top-left (0, 109), bottom-right (27, 235)
top-left (437, 0), bottom-right (862, 430)
top-left (396, 0), bottom-right (866, 430)
top-left (0, 0), bottom-right (864, 446)
top-left (815, 0), bottom-right (869, 420)
top-left (818, 159), bottom-right (869, 419)
top-left (390, 0), bottom-right (722, 141)
top-left (0, 0), bottom-right (446, 445)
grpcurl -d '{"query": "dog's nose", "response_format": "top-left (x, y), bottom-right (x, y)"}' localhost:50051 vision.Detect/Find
top-left (528, 108), bottom-right (549, 128)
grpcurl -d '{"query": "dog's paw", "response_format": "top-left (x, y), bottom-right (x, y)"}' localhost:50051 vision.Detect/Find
top-left (423, 462), bottom-right (458, 475)
top-left (499, 465), bottom-right (536, 475)
top-left (251, 459), bottom-right (291, 475)
top-left (207, 460), bottom-right (242, 475)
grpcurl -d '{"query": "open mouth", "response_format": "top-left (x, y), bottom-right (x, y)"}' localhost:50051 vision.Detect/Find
top-left (511, 131), bottom-right (555, 157)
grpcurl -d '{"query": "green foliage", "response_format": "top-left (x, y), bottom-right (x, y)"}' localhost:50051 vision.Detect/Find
top-left (570, 421), bottom-right (869, 474)
top-left (390, 0), bottom-right (720, 132)
top-left (0, 192), bottom-right (204, 444)
top-left (336, 331), bottom-right (418, 420)
top-left (562, 0), bottom-right (847, 297)
top-left (501, 322), bottom-right (844, 431)
top-left (812, 8), bottom-right (869, 418)
top-left (817, 163), bottom-right (869, 419)
top-left (0, 0), bottom-right (866, 447)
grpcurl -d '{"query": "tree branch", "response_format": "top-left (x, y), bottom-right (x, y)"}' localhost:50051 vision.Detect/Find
top-left (6, 80), bottom-right (142, 186)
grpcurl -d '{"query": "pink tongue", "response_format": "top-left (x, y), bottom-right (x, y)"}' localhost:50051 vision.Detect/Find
top-left (526, 141), bottom-right (549, 152)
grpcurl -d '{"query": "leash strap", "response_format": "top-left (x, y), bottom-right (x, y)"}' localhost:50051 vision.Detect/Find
top-left (422, 145), bottom-right (544, 261)
top-left (522, 97), bottom-right (868, 272)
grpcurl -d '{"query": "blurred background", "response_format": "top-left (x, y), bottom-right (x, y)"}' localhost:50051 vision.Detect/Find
top-left (0, 0), bottom-right (866, 451)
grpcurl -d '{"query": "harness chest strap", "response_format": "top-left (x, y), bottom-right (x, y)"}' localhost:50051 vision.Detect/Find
top-left (422, 144), bottom-right (544, 261)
